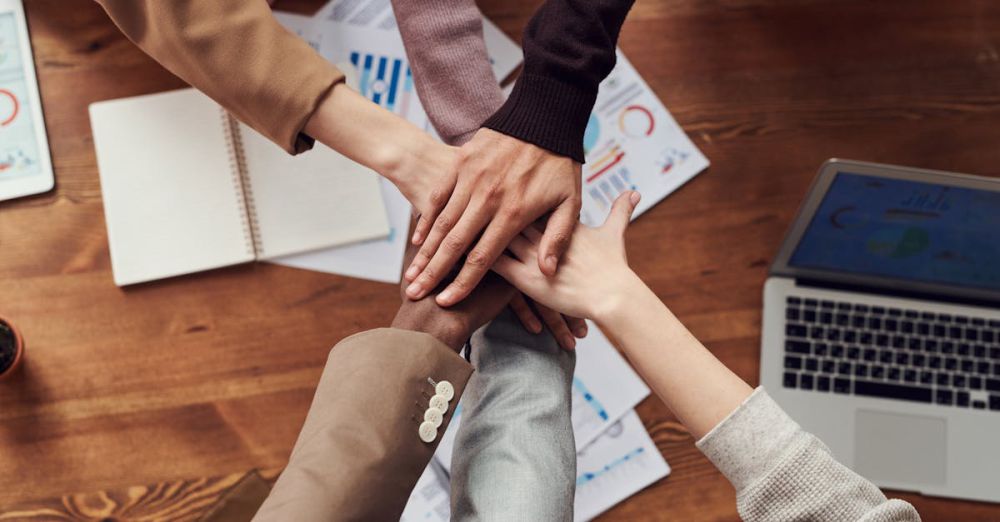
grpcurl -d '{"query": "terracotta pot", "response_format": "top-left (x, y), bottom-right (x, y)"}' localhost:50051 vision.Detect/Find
top-left (0, 317), bottom-right (24, 381)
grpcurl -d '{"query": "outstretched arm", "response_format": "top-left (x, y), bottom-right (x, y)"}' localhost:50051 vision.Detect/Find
top-left (95, 0), bottom-right (458, 222)
top-left (494, 192), bottom-right (921, 522)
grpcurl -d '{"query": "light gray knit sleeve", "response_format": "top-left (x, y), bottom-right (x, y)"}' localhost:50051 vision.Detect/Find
top-left (696, 387), bottom-right (921, 521)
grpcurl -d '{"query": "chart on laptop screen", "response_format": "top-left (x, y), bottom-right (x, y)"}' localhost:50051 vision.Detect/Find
top-left (0, 13), bottom-right (41, 181)
top-left (790, 172), bottom-right (1000, 291)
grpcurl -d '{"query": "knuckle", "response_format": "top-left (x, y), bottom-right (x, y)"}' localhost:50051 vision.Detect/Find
top-left (428, 188), bottom-right (449, 209)
top-left (418, 267), bottom-right (439, 285)
top-left (433, 215), bottom-right (455, 233)
top-left (442, 236), bottom-right (466, 255)
top-left (501, 203), bottom-right (524, 221)
top-left (550, 231), bottom-right (572, 249)
top-left (484, 180), bottom-right (505, 200)
top-left (465, 250), bottom-right (490, 268)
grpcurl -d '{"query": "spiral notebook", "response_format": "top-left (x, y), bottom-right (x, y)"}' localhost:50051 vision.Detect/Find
top-left (90, 88), bottom-right (389, 286)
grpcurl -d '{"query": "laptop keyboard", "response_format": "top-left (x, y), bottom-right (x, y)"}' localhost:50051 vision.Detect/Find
top-left (782, 296), bottom-right (1000, 411)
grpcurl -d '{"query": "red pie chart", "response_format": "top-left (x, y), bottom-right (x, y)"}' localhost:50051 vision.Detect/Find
top-left (1, 89), bottom-right (20, 127)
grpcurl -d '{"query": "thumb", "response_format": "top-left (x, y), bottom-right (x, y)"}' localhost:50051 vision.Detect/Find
top-left (603, 191), bottom-right (640, 236)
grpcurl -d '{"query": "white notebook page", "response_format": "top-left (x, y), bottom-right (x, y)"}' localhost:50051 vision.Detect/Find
top-left (237, 123), bottom-right (389, 259)
top-left (91, 89), bottom-right (253, 286)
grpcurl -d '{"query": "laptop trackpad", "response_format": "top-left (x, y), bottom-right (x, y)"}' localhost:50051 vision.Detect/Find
top-left (854, 410), bottom-right (947, 486)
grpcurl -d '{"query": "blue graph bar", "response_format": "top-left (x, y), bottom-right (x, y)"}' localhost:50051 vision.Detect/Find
top-left (573, 377), bottom-right (608, 421)
top-left (577, 447), bottom-right (646, 486)
top-left (386, 59), bottom-right (403, 111)
top-left (359, 54), bottom-right (373, 96)
top-left (372, 56), bottom-right (388, 104)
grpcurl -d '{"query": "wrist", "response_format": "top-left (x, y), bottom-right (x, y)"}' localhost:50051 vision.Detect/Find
top-left (593, 271), bottom-right (655, 330)
top-left (391, 309), bottom-right (467, 352)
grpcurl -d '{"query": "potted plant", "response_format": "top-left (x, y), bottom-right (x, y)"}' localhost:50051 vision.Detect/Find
top-left (0, 317), bottom-right (24, 381)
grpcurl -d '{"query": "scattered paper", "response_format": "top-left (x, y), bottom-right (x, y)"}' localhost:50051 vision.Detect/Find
top-left (401, 461), bottom-right (452, 522)
top-left (574, 411), bottom-right (671, 521)
top-left (579, 51), bottom-right (709, 227)
top-left (312, 0), bottom-right (523, 82)
top-left (433, 321), bottom-right (650, 472)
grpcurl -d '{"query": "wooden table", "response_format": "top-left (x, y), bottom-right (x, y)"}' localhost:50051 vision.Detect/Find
top-left (3, 0), bottom-right (1000, 519)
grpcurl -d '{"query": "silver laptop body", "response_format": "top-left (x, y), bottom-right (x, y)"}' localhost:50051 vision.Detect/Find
top-left (760, 159), bottom-right (1000, 503)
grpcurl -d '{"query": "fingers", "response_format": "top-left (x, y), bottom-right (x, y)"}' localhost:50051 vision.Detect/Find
top-left (506, 234), bottom-right (536, 263)
top-left (404, 183), bottom-right (472, 282)
top-left (406, 205), bottom-right (489, 300)
top-left (536, 303), bottom-right (576, 350)
top-left (565, 315), bottom-right (588, 338)
top-left (436, 216), bottom-right (521, 306)
top-left (411, 214), bottom-right (432, 246)
top-left (411, 187), bottom-right (449, 245)
top-left (509, 293), bottom-right (543, 334)
top-left (491, 254), bottom-right (529, 285)
top-left (537, 198), bottom-right (581, 276)
top-left (604, 190), bottom-right (641, 236)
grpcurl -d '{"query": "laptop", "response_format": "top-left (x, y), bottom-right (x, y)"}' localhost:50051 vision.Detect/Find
top-left (760, 159), bottom-right (1000, 503)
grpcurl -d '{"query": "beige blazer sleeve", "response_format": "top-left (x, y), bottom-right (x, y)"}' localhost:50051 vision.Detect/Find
top-left (252, 328), bottom-right (473, 521)
top-left (94, 0), bottom-right (345, 154)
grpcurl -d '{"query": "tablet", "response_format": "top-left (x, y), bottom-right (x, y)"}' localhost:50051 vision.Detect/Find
top-left (0, 0), bottom-right (53, 201)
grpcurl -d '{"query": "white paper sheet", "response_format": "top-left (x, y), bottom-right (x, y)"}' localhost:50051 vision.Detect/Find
top-left (433, 321), bottom-right (650, 472)
top-left (312, 0), bottom-right (522, 82)
top-left (578, 51), bottom-right (710, 227)
top-left (574, 410), bottom-right (671, 521)
top-left (401, 461), bottom-right (451, 522)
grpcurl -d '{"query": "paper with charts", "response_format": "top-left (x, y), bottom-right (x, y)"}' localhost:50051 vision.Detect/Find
top-left (579, 51), bottom-right (709, 227)
top-left (0, 13), bottom-right (41, 180)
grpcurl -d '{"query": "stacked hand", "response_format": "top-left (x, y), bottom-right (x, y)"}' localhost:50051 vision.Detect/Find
top-left (493, 191), bottom-right (642, 323)
top-left (403, 129), bottom-right (582, 308)
top-left (391, 241), bottom-right (515, 352)
top-left (395, 128), bottom-right (587, 349)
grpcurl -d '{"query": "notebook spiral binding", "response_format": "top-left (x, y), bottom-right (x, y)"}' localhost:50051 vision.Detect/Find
top-left (220, 110), bottom-right (262, 258)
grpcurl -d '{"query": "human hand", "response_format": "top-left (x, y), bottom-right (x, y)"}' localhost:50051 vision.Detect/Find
top-left (392, 240), bottom-right (515, 351)
top-left (492, 191), bottom-right (642, 322)
top-left (402, 128), bottom-right (582, 307)
top-left (509, 293), bottom-right (588, 350)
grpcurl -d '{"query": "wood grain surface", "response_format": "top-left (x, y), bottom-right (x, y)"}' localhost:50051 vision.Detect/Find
top-left (2, 0), bottom-right (1000, 520)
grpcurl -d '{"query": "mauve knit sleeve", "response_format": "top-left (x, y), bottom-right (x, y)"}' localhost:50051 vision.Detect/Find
top-left (391, 0), bottom-right (505, 146)
top-left (482, 0), bottom-right (635, 163)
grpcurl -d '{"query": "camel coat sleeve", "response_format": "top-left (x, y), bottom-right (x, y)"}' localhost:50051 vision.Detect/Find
top-left (95, 0), bottom-right (345, 154)
top-left (252, 328), bottom-right (473, 521)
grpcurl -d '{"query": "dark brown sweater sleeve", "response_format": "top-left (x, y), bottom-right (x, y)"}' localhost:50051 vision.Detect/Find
top-left (95, 0), bottom-right (345, 154)
top-left (482, 0), bottom-right (635, 163)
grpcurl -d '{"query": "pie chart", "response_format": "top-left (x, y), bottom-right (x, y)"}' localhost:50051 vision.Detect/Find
top-left (0, 89), bottom-right (18, 127)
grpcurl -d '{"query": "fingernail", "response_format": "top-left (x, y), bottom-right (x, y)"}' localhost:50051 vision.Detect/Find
top-left (561, 335), bottom-right (577, 350)
top-left (629, 191), bottom-right (641, 205)
top-left (437, 288), bottom-right (455, 305)
top-left (546, 255), bottom-right (558, 272)
top-left (574, 324), bottom-right (588, 337)
top-left (405, 265), bottom-right (419, 281)
top-left (406, 282), bottom-right (423, 298)
top-left (530, 321), bottom-right (543, 334)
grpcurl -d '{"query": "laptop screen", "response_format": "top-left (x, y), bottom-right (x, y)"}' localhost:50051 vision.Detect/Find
top-left (788, 172), bottom-right (1000, 292)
